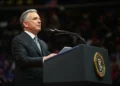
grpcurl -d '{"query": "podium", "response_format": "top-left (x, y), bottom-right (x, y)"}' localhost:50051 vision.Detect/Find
top-left (44, 44), bottom-right (112, 86)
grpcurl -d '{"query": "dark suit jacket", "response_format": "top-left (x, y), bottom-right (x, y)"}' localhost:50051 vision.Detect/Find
top-left (12, 32), bottom-right (50, 86)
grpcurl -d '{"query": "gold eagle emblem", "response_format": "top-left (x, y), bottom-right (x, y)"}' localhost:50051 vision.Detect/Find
top-left (94, 52), bottom-right (106, 78)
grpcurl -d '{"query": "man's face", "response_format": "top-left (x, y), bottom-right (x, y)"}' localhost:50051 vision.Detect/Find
top-left (23, 12), bottom-right (41, 34)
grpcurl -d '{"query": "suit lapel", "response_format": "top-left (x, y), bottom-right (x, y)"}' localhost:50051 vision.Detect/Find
top-left (22, 32), bottom-right (41, 56)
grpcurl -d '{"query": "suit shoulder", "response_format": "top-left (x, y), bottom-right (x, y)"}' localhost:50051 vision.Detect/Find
top-left (12, 32), bottom-right (24, 41)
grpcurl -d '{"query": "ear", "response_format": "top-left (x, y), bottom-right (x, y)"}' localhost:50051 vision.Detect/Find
top-left (23, 21), bottom-right (28, 28)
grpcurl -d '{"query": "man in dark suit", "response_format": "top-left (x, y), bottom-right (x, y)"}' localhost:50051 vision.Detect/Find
top-left (12, 9), bottom-right (57, 86)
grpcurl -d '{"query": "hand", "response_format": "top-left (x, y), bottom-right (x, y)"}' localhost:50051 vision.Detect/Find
top-left (43, 53), bottom-right (57, 62)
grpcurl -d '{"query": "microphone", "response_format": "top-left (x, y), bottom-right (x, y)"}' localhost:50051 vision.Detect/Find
top-left (47, 29), bottom-right (87, 44)
top-left (48, 29), bottom-right (67, 33)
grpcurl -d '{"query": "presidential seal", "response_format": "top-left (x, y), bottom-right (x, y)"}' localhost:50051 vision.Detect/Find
top-left (94, 52), bottom-right (106, 78)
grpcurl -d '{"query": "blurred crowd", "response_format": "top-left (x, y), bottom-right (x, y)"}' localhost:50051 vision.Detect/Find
top-left (0, 1), bottom-right (120, 86)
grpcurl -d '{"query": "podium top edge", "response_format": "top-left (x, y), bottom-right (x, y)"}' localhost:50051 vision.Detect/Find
top-left (78, 44), bottom-right (108, 52)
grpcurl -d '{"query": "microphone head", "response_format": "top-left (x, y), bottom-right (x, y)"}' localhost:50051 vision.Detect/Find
top-left (43, 28), bottom-right (55, 32)
top-left (43, 28), bottom-right (66, 33)
top-left (49, 29), bottom-right (56, 32)
top-left (44, 28), bottom-right (59, 32)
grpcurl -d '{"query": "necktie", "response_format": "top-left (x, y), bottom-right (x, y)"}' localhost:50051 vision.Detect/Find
top-left (34, 36), bottom-right (42, 53)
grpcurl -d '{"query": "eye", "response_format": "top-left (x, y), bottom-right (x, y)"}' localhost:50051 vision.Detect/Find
top-left (32, 17), bottom-right (41, 21)
top-left (33, 17), bottom-right (37, 20)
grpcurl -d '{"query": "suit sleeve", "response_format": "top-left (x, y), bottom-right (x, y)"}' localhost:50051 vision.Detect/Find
top-left (12, 37), bottom-right (44, 68)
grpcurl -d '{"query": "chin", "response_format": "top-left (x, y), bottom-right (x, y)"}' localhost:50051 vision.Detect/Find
top-left (36, 28), bottom-right (41, 31)
top-left (39, 28), bottom-right (41, 31)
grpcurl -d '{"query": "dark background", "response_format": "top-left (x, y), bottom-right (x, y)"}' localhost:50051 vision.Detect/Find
top-left (0, 0), bottom-right (120, 86)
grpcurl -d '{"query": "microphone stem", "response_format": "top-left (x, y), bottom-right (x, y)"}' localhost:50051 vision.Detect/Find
top-left (55, 31), bottom-right (87, 44)
top-left (74, 33), bottom-right (87, 44)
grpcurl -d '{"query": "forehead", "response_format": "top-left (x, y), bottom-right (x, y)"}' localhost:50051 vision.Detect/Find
top-left (27, 12), bottom-right (40, 18)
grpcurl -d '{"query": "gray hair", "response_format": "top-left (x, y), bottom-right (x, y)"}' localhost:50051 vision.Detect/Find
top-left (20, 9), bottom-right (37, 27)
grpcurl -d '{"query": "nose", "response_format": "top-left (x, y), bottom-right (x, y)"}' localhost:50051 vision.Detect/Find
top-left (38, 19), bottom-right (41, 24)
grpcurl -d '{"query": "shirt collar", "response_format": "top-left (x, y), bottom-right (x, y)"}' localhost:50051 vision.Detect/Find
top-left (24, 30), bottom-right (36, 39)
